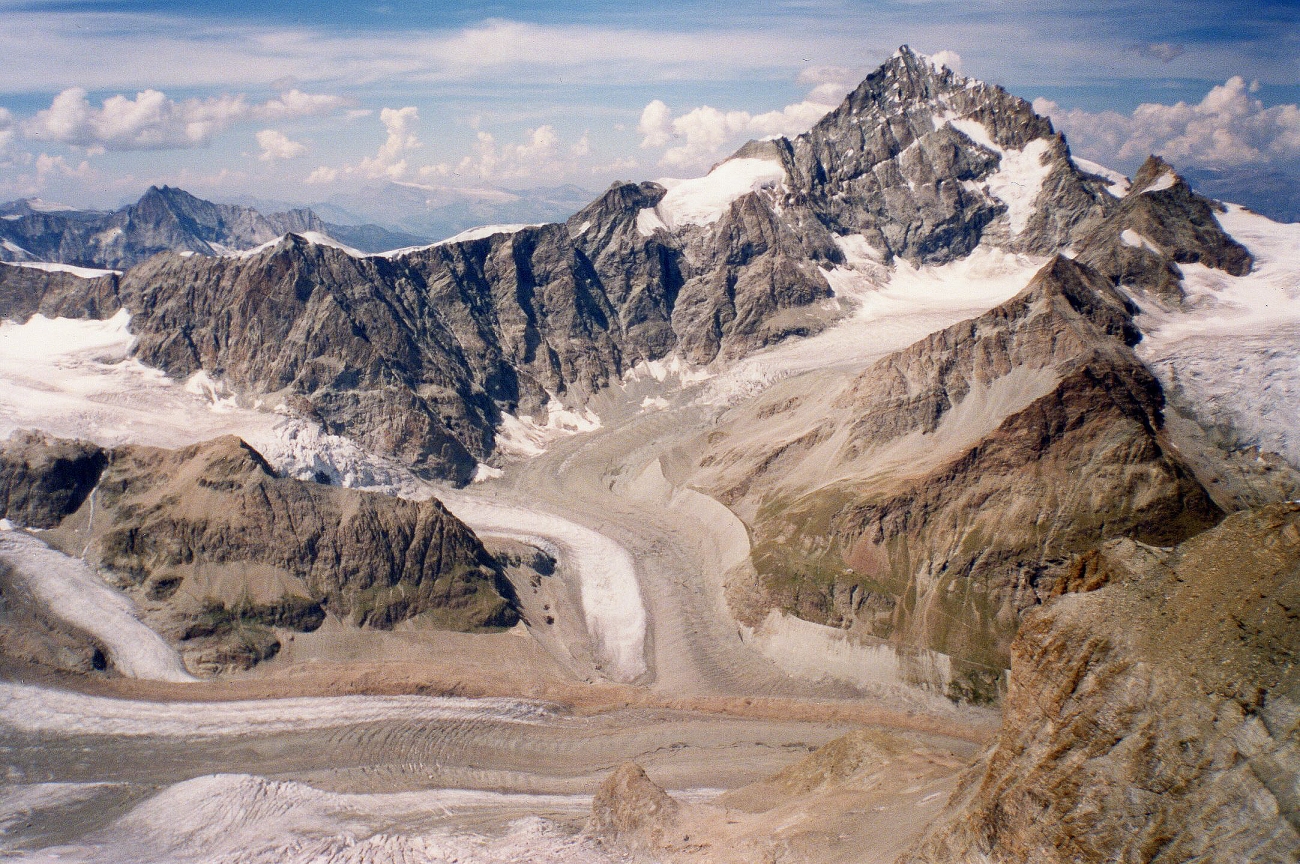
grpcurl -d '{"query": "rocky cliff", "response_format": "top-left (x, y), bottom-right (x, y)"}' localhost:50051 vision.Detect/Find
top-left (901, 503), bottom-right (1300, 863)
top-left (0, 432), bottom-right (516, 672)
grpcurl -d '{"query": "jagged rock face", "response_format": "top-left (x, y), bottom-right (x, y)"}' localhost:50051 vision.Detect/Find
top-left (901, 504), bottom-right (1300, 863)
top-left (698, 257), bottom-right (1221, 676)
top-left (0, 263), bottom-right (120, 322)
top-left (3, 433), bottom-right (515, 638)
top-left (0, 49), bottom-right (1267, 484)
top-left (93, 436), bottom-right (516, 630)
top-left (118, 240), bottom-right (495, 481)
top-left (1076, 155), bottom-right (1254, 299)
top-left (0, 431), bottom-right (107, 529)
top-left (776, 46), bottom-right (1114, 263)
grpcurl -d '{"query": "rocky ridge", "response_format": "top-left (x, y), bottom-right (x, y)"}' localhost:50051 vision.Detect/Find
top-left (0, 48), bottom-right (1207, 481)
top-left (0, 432), bottom-right (516, 673)
top-left (0, 186), bottom-right (420, 269)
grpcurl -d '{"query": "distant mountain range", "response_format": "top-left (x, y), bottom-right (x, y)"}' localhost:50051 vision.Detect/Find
top-left (0, 186), bottom-right (429, 269)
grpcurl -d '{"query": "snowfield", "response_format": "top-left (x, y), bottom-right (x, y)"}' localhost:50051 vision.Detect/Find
top-left (701, 242), bottom-right (1045, 405)
top-left (0, 532), bottom-right (196, 682)
top-left (638, 157), bottom-right (787, 235)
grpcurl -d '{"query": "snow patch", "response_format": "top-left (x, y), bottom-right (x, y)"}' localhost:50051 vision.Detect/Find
top-left (622, 354), bottom-right (712, 386)
top-left (471, 462), bottom-right (504, 482)
top-left (1, 239), bottom-right (31, 258)
top-left (1143, 171), bottom-right (1177, 193)
top-left (638, 157), bottom-right (786, 234)
top-left (640, 395), bottom-right (669, 411)
top-left (0, 533), bottom-right (196, 682)
top-left (1074, 157), bottom-right (1130, 197)
top-left (634, 206), bottom-right (669, 236)
top-left (5, 260), bottom-right (119, 278)
top-left (23, 198), bottom-right (77, 213)
top-left (494, 400), bottom-right (601, 460)
top-left (703, 245), bottom-right (1043, 405)
top-left (983, 138), bottom-right (1053, 236)
top-left (1120, 229), bottom-right (1159, 252)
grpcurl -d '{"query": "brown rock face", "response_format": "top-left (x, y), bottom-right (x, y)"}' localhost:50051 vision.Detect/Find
top-left (0, 433), bottom-right (515, 671)
top-left (699, 256), bottom-right (1221, 682)
top-left (900, 503), bottom-right (1300, 863)
top-left (83, 436), bottom-right (516, 630)
top-left (0, 431), bottom-right (107, 529)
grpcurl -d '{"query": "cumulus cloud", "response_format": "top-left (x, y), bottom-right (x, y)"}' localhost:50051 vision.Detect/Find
top-left (305, 165), bottom-right (338, 184)
top-left (256, 129), bottom-right (306, 161)
top-left (308, 105), bottom-right (424, 183)
top-left (1035, 77), bottom-right (1300, 169)
top-left (22, 87), bottom-right (344, 151)
top-left (355, 106), bottom-right (420, 179)
top-left (0, 108), bottom-right (14, 154)
top-left (457, 124), bottom-right (566, 181)
top-left (637, 81), bottom-right (842, 170)
top-left (929, 50), bottom-right (963, 74)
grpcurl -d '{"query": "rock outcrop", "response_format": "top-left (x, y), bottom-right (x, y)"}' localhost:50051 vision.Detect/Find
top-left (901, 503), bottom-right (1300, 863)
top-left (1075, 155), bottom-right (1253, 299)
top-left (588, 762), bottom-right (683, 850)
top-left (698, 256), bottom-right (1221, 682)
top-left (0, 432), bottom-right (516, 671)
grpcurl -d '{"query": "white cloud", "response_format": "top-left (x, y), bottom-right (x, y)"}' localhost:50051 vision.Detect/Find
top-left (457, 124), bottom-right (564, 181)
top-left (256, 89), bottom-right (347, 120)
top-left (355, 106), bottom-right (420, 179)
top-left (1036, 77), bottom-right (1300, 169)
top-left (256, 129), bottom-right (307, 161)
top-left (35, 153), bottom-right (92, 181)
top-left (930, 50), bottom-right (963, 74)
top-left (22, 86), bottom-right (345, 152)
top-left (305, 165), bottom-right (338, 184)
top-left (571, 131), bottom-right (590, 157)
top-left (636, 75), bottom-right (846, 170)
top-left (0, 108), bottom-right (14, 154)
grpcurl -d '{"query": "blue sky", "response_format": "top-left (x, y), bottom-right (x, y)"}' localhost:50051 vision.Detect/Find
top-left (0, 0), bottom-right (1296, 210)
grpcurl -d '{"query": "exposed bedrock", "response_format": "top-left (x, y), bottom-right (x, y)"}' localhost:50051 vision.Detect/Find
top-left (900, 503), bottom-right (1300, 863)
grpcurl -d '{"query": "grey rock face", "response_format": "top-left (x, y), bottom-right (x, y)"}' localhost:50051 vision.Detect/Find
top-left (0, 48), bottom-right (1268, 483)
top-left (1075, 155), bottom-right (1254, 299)
top-left (0, 185), bottom-right (338, 267)
top-left (0, 263), bottom-right (121, 321)
top-left (773, 46), bottom-right (1114, 263)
